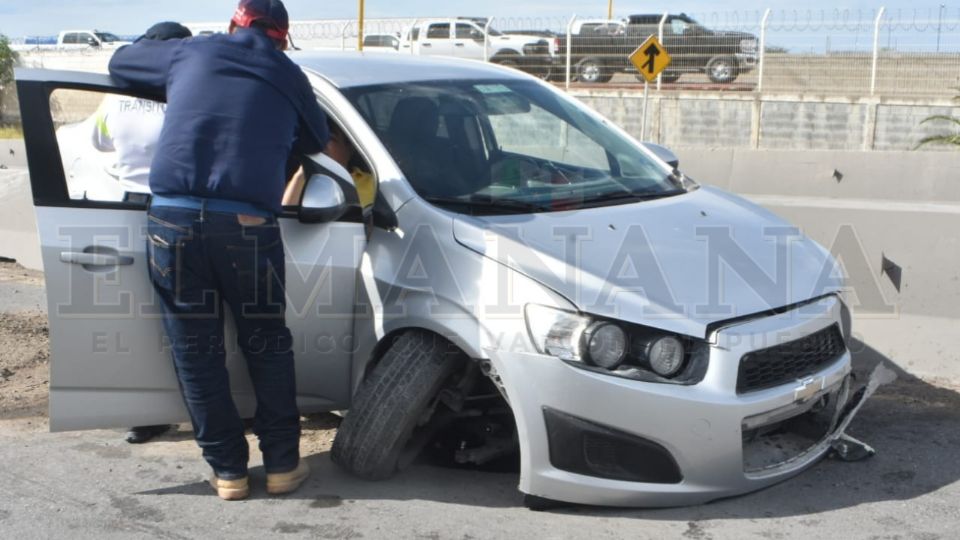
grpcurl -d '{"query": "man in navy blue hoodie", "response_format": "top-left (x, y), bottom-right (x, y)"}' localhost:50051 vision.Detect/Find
top-left (109, 0), bottom-right (329, 500)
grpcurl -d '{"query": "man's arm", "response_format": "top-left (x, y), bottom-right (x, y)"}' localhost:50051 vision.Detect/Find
top-left (108, 40), bottom-right (182, 99)
top-left (291, 72), bottom-right (330, 156)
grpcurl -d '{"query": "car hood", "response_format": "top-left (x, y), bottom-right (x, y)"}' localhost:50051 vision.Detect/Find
top-left (452, 186), bottom-right (840, 338)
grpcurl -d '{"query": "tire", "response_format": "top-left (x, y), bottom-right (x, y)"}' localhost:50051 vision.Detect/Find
top-left (331, 330), bottom-right (469, 480)
top-left (705, 56), bottom-right (739, 84)
top-left (575, 57), bottom-right (612, 84)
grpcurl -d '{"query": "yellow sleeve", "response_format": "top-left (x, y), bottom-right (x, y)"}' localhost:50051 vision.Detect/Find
top-left (351, 168), bottom-right (377, 208)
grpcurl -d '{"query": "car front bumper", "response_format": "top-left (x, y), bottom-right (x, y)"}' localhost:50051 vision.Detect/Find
top-left (489, 296), bottom-right (867, 507)
top-left (737, 52), bottom-right (758, 71)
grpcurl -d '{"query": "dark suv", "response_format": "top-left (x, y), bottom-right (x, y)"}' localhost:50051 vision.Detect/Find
top-left (560, 13), bottom-right (758, 84)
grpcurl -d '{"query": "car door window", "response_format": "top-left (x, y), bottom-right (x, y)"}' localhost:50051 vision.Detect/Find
top-left (62, 33), bottom-right (78, 44)
top-left (670, 19), bottom-right (689, 35)
top-left (426, 23), bottom-right (450, 39)
top-left (50, 89), bottom-right (164, 203)
top-left (455, 23), bottom-right (481, 41)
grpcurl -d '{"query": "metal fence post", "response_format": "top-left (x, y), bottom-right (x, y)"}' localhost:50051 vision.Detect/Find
top-left (565, 14), bottom-right (577, 90)
top-left (656, 12), bottom-right (668, 91)
top-left (870, 7), bottom-right (886, 96)
top-left (757, 8), bottom-right (772, 93)
top-left (484, 17), bottom-right (494, 62)
top-left (409, 19), bottom-right (419, 55)
top-left (340, 22), bottom-right (350, 50)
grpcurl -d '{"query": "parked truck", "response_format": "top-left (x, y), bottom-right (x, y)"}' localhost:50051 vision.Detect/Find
top-left (560, 14), bottom-right (758, 84)
top-left (397, 18), bottom-right (557, 79)
top-left (12, 30), bottom-right (131, 52)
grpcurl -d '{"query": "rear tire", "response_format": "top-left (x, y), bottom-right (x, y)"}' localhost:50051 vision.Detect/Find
top-left (331, 331), bottom-right (469, 480)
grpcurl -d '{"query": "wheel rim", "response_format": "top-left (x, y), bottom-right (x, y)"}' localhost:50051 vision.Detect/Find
top-left (580, 63), bottom-right (600, 82)
top-left (711, 61), bottom-right (733, 81)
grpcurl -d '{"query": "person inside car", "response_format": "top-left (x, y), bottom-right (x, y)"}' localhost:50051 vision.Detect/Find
top-left (282, 120), bottom-right (375, 208)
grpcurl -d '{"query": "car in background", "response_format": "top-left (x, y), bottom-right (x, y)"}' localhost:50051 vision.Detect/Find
top-left (560, 13), bottom-right (758, 84)
top-left (362, 33), bottom-right (402, 51)
top-left (17, 53), bottom-right (867, 508)
top-left (400, 18), bottom-right (556, 79)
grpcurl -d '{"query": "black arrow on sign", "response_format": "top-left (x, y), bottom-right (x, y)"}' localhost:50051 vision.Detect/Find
top-left (642, 43), bottom-right (660, 74)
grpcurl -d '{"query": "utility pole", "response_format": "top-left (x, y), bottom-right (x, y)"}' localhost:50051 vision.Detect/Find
top-left (358, 0), bottom-right (366, 51)
top-left (607, 0), bottom-right (613, 19)
top-left (936, 4), bottom-right (945, 53)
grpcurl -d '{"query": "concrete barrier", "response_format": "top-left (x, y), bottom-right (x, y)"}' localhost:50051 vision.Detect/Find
top-left (673, 147), bottom-right (960, 381)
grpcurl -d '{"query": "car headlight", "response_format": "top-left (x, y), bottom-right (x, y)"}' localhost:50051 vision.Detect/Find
top-left (524, 304), bottom-right (590, 361)
top-left (582, 321), bottom-right (628, 369)
top-left (524, 304), bottom-right (708, 384)
top-left (645, 336), bottom-right (685, 377)
top-left (740, 38), bottom-right (757, 53)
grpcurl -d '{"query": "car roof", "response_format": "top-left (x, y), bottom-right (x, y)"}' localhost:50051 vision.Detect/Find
top-left (289, 50), bottom-right (526, 89)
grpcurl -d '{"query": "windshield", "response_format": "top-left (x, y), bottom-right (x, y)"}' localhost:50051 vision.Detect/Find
top-left (95, 32), bottom-right (121, 42)
top-left (344, 80), bottom-right (683, 214)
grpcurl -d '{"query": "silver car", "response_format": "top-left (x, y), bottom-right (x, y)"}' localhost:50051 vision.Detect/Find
top-left (17, 52), bottom-right (866, 508)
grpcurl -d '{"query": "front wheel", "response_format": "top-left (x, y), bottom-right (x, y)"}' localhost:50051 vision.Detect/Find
top-left (705, 56), bottom-right (739, 84)
top-left (576, 57), bottom-right (612, 84)
top-left (331, 331), bottom-right (472, 480)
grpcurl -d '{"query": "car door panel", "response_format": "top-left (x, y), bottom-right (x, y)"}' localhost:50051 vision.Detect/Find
top-left (17, 69), bottom-right (364, 431)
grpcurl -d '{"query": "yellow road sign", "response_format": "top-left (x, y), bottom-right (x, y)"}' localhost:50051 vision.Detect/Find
top-left (629, 35), bottom-right (672, 83)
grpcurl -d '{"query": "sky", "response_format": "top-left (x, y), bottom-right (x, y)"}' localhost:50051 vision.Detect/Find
top-left (0, 0), bottom-right (955, 38)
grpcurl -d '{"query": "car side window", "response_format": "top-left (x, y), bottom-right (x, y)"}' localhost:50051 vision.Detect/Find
top-left (283, 116), bottom-right (378, 211)
top-left (455, 23), bottom-right (480, 40)
top-left (62, 33), bottom-right (78, 44)
top-left (426, 23), bottom-right (450, 40)
top-left (50, 89), bottom-right (164, 203)
top-left (670, 19), bottom-right (689, 35)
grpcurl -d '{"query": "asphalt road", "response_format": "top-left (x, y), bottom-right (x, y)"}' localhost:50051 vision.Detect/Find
top-left (1, 264), bottom-right (959, 539)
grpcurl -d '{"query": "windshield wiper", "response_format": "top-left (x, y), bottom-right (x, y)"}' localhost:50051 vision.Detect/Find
top-left (568, 189), bottom-right (687, 207)
top-left (422, 195), bottom-right (551, 215)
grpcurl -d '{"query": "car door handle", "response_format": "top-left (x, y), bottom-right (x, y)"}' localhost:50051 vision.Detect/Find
top-left (60, 251), bottom-right (134, 267)
top-left (455, 43), bottom-right (465, 47)
top-left (422, 43), bottom-right (432, 47)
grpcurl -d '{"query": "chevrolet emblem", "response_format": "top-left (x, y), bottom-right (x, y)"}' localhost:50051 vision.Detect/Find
top-left (794, 376), bottom-right (825, 402)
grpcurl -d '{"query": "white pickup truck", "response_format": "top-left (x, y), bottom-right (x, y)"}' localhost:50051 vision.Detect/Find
top-left (396, 18), bottom-right (557, 79)
top-left (12, 30), bottom-right (131, 52)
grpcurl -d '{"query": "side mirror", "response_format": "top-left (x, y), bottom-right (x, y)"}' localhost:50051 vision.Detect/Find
top-left (642, 142), bottom-right (680, 169)
top-left (87, 37), bottom-right (100, 47)
top-left (298, 174), bottom-right (348, 223)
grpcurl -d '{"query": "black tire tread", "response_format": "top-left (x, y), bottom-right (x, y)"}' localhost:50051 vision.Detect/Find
top-left (331, 330), bottom-right (464, 480)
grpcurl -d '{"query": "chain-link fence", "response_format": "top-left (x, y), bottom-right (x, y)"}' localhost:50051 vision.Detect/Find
top-left (169, 8), bottom-right (955, 98)
top-left (9, 8), bottom-right (960, 99)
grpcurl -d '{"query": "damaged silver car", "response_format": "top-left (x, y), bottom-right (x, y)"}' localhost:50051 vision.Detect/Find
top-left (16, 52), bottom-right (878, 508)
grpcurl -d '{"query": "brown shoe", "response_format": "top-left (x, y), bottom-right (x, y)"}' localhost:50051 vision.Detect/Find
top-left (209, 474), bottom-right (249, 501)
top-left (266, 460), bottom-right (310, 495)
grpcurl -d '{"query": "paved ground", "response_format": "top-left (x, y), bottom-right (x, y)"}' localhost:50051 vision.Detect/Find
top-left (1, 261), bottom-right (959, 539)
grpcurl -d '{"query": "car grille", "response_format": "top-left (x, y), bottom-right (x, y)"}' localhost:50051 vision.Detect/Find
top-left (737, 324), bottom-right (846, 394)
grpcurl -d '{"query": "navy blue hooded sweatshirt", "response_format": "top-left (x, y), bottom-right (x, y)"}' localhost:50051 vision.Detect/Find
top-left (108, 28), bottom-right (329, 214)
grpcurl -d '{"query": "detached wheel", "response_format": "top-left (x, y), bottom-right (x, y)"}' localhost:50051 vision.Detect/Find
top-left (331, 330), bottom-right (472, 480)
top-left (706, 56), bottom-right (739, 84)
top-left (576, 57), bottom-right (612, 84)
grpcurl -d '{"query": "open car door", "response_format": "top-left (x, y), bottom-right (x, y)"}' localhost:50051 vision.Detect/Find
top-left (16, 69), bottom-right (366, 431)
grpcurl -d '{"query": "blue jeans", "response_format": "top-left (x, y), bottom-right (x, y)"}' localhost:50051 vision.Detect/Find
top-left (146, 205), bottom-right (299, 479)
